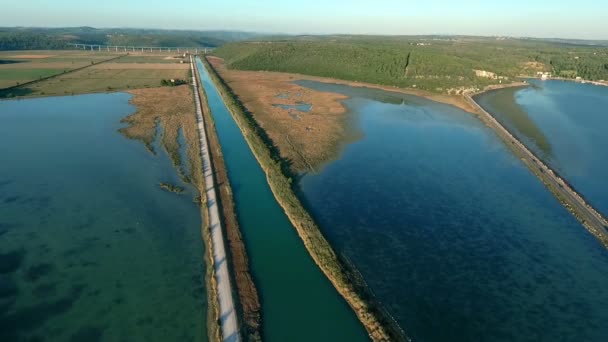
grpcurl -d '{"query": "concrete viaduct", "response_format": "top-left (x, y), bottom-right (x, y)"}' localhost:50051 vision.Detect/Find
top-left (69, 43), bottom-right (213, 54)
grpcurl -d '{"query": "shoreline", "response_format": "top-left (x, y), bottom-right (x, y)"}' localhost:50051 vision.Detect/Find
top-left (202, 56), bottom-right (407, 342)
top-left (120, 85), bottom-right (223, 342)
top-left (521, 76), bottom-right (608, 87)
top-left (211, 56), bottom-right (528, 116)
top-left (467, 92), bottom-right (608, 247)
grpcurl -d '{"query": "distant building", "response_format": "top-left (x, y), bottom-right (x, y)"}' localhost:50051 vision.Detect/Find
top-left (474, 70), bottom-right (497, 79)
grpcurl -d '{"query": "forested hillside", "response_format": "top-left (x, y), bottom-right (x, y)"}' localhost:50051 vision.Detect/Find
top-left (214, 37), bottom-right (608, 93)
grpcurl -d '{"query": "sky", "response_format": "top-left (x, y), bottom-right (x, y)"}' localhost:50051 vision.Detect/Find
top-left (2, 0), bottom-right (607, 40)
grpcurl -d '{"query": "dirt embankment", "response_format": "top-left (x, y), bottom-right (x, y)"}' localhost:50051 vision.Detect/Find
top-left (195, 66), bottom-right (262, 341)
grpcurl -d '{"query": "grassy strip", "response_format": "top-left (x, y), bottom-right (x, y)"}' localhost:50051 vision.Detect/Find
top-left (202, 56), bottom-right (407, 342)
top-left (194, 60), bottom-right (262, 342)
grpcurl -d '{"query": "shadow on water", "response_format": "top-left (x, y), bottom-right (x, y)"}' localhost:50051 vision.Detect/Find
top-left (0, 283), bottom-right (86, 341)
top-left (0, 60), bottom-right (26, 65)
top-left (0, 249), bottom-right (25, 274)
top-left (295, 80), bottom-right (414, 105)
top-left (475, 86), bottom-right (553, 158)
top-left (0, 88), bottom-right (34, 99)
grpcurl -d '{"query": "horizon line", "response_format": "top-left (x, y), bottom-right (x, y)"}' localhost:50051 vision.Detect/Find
top-left (2, 25), bottom-right (607, 42)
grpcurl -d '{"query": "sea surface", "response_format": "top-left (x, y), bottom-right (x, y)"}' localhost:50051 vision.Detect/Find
top-left (0, 94), bottom-right (208, 341)
top-left (296, 80), bottom-right (608, 341)
top-left (476, 79), bottom-right (608, 216)
top-left (195, 58), bottom-right (370, 342)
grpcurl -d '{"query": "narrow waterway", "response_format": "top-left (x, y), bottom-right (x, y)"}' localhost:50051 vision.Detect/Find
top-left (195, 58), bottom-right (369, 341)
top-left (0, 94), bottom-right (208, 341)
top-left (295, 80), bottom-right (608, 342)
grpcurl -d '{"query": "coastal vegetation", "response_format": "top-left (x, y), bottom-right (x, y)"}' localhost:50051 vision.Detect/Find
top-left (207, 57), bottom-right (353, 172)
top-left (119, 84), bottom-right (222, 342)
top-left (158, 182), bottom-right (185, 194)
top-left (161, 78), bottom-right (188, 86)
top-left (202, 56), bottom-right (406, 341)
top-left (214, 37), bottom-right (608, 93)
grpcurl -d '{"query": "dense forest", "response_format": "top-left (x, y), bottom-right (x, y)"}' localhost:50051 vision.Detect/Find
top-left (0, 27), bottom-right (258, 50)
top-left (214, 37), bottom-right (608, 93)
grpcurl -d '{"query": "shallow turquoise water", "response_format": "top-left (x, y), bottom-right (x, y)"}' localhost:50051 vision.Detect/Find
top-left (476, 80), bottom-right (608, 216)
top-left (196, 58), bottom-right (369, 342)
top-left (296, 80), bottom-right (608, 341)
top-left (0, 94), bottom-right (207, 341)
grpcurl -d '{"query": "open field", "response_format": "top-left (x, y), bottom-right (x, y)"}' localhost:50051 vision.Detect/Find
top-left (16, 68), bottom-right (188, 96)
top-left (93, 62), bottom-right (189, 69)
top-left (0, 50), bottom-right (124, 90)
top-left (0, 51), bottom-right (190, 97)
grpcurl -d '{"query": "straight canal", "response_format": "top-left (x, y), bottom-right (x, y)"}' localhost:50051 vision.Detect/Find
top-left (194, 57), bottom-right (370, 341)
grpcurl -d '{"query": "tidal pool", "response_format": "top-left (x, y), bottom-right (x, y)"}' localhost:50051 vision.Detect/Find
top-left (476, 80), bottom-right (608, 216)
top-left (272, 103), bottom-right (312, 113)
top-left (0, 94), bottom-right (208, 341)
top-left (296, 80), bottom-right (608, 341)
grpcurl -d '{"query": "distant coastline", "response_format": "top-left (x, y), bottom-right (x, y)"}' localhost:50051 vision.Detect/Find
top-left (522, 75), bottom-right (608, 87)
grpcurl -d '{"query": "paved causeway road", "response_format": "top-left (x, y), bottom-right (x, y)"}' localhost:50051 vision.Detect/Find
top-left (191, 56), bottom-right (241, 342)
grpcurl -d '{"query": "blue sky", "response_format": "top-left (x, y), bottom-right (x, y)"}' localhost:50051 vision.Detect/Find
top-left (2, 0), bottom-right (607, 39)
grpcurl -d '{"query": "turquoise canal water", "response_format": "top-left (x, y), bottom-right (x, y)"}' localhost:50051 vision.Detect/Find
top-left (295, 80), bottom-right (608, 341)
top-left (0, 94), bottom-right (207, 341)
top-left (195, 58), bottom-right (369, 341)
top-left (476, 79), bottom-right (608, 216)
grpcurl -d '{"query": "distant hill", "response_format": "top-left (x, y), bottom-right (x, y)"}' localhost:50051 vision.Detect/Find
top-left (214, 36), bottom-right (608, 93)
top-left (0, 27), bottom-right (262, 50)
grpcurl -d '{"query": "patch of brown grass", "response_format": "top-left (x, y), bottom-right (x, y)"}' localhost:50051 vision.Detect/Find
top-left (209, 56), bottom-right (484, 173)
top-left (209, 57), bottom-right (351, 172)
top-left (119, 85), bottom-right (222, 342)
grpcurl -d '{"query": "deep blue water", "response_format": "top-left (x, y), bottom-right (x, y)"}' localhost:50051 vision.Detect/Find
top-left (476, 80), bottom-right (608, 216)
top-left (0, 94), bottom-right (207, 341)
top-left (296, 80), bottom-right (608, 342)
